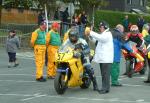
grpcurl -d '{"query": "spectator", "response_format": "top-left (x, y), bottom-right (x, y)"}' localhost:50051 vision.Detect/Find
top-left (81, 11), bottom-right (87, 26)
top-left (6, 30), bottom-right (20, 68)
top-left (30, 22), bottom-right (47, 82)
top-left (38, 11), bottom-right (45, 25)
top-left (72, 13), bottom-right (79, 25)
top-left (62, 7), bottom-right (69, 34)
top-left (143, 23), bottom-right (150, 83)
top-left (79, 11), bottom-right (87, 38)
top-left (111, 24), bottom-right (133, 86)
top-left (46, 22), bottom-right (61, 79)
top-left (85, 21), bottom-right (114, 94)
top-left (54, 7), bottom-right (60, 20)
top-left (122, 15), bottom-right (129, 32)
top-left (137, 16), bottom-right (146, 32)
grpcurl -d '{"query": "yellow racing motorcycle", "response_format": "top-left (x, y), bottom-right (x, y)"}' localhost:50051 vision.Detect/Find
top-left (54, 47), bottom-right (92, 94)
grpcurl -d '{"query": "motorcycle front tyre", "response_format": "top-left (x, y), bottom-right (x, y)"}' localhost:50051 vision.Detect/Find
top-left (54, 73), bottom-right (67, 95)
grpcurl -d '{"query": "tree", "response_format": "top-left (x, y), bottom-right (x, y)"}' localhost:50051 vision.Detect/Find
top-left (62, 0), bottom-right (109, 12)
top-left (3, 0), bottom-right (33, 9)
top-left (36, 0), bottom-right (56, 19)
top-left (0, 0), bottom-right (2, 24)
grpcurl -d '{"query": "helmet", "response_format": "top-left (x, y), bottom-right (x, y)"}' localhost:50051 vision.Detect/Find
top-left (99, 21), bottom-right (109, 29)
top-left (143, 24), bottom-right (149, 30)
top-left (130, 25), bottom-right (139, 34)
top-left (69, 27), bottom-right (79, 44)
top-left (9, 29), bottom-right (16, 34)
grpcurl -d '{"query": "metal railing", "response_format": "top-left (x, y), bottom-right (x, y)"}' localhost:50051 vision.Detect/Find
top-left (0, 21), bottom-right (87, 49)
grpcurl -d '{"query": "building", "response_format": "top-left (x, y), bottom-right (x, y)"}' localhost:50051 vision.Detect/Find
top-left (103, 0), bottom-right (147, 12)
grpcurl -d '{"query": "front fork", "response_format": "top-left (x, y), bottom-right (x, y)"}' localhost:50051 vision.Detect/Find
top-left (57, 68), bottom-right (69, 82)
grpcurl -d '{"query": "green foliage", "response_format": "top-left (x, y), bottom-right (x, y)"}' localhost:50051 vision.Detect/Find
top-left (62, 0), bottom-right (108, 11)
top-left (94, 10), bottom-right (150, 30)
top-left (3, 0), bottom-right (33, 9)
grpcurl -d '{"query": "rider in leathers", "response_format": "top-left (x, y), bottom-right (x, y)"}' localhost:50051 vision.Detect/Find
top-left (59, 27), bottom-right (98, 91)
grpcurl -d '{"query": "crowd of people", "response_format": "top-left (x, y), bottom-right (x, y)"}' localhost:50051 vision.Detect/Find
top-left (5, 8), bottom-right (150, 94)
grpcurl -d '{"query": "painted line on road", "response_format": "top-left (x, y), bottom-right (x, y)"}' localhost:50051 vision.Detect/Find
top-left (0, 93), bottom-right (149, 103)
top-left (0, 93), bottom-right (32, 97)
top-left (0, 79), bottom-right (149, 88)
top-left (0, 73), bottom-right (35, 77)
top-left (21, 94), bottom-right (46, 101)
top-left (44, 95), bottom-right (149, 103)
top-left (0, 79), bottom-right (36, 83)
top-left (17, 56), bottom-right (34, 60)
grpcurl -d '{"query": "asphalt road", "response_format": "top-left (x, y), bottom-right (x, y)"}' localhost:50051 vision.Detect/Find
top-left (0, 47), bottom-right (150, 103)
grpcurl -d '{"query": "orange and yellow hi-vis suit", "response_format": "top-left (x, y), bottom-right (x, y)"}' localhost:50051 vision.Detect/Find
top-left (46, 23), bottom-right (61, 78)
top-left (30, 28), bottom-right (46, 79)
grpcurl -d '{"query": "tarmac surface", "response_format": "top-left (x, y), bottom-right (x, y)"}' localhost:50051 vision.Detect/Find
top-left (0, 47), bottom-right (150, 103)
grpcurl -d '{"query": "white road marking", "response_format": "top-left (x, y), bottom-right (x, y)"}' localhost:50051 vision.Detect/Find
top-left (0, 93), bottom-right (149, 103)
top-left (136, 99), bottom-right (145, 102)
top-left (123, 84), bottom-right (143, 87)
top-left (17, 56), bottom-right (34, 60)
top-left (0, 93), bottom-right (32, 96)
top-left (0, 73), bottom-right (35, 77)
top-left (16, 52), bottom-right (35, 60)
top-left (21, 93), bottom-right (46, 101)
top-left (17, 52), bottom-right (34, 58)
top-left (0, 79), bottom-right (36, 83)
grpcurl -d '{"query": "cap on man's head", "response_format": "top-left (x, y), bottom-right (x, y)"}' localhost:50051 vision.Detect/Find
top-left (99, 21), bottom-right (109, 29)
top-left (9, 29), bottom-right (16, 33)
top-left (52, 22), bottom-right (60, 29)
top-left (40, 21), bottom-right (46, 26)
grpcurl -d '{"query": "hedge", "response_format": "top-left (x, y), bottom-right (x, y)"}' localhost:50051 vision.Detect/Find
top-left (94, 10), bottom-right (150, 30)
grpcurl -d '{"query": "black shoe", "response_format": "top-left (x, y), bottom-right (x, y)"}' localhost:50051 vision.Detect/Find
top-left (111, 84), bottom-right (122, 87)
top-left (14, 63), bottom-right (19, 67)
top-left (47, 76), bottom-right (55, 79)
top-left (36, 77), bottom-right (47, 82)
top-left (123, 72), bottom-right (127, 75)
top-left (8, 66), bottom-right (11, 68)
top-left (144, 80), bottom-right (150, 83)
top-left (92, 77), bottom-right (98, 91)
top-left (93, 85), bottom-right (98, 91)
top-left (98, 90), bottom-right (109, 94)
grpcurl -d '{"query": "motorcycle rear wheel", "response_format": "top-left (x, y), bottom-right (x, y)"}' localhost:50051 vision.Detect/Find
top-left (80, 76), bottom-right (91, 89)
top-left (54, 73), bottom-right (67, 94)
top-left (126, 60), bottom-right (134, 78)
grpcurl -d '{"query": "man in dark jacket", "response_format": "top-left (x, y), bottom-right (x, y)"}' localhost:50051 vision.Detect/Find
top-left (137, 16), bottom-right (146, 32)
top-left (62, 7), bottom-right (69, 34)
top-left (38, 11), bottom-right (45, 25)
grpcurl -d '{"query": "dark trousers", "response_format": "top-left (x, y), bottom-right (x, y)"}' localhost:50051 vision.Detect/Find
top-left (147, 57), bottom-right (150, 81)
top-left (8, 52), bottom-right (16, 62)
top-left (99, 63), bottom-right (112, 91)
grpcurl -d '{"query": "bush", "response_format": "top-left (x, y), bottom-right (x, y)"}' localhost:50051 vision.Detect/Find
top-left (94, 10), bottom-right (150, 30)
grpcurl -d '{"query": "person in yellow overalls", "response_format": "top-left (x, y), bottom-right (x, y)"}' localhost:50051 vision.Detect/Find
top-left (46, 22), bottom-right (61, 79)
top-left (30, 22), bottom-right (47, 82)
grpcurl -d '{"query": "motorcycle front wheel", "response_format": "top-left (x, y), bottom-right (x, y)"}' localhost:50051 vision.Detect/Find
top-left (54, 73), bottom-right (67, 94)
top-left (126, 60), bottom-right (134, 78)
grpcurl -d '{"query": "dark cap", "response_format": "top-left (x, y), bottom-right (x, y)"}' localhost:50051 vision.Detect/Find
top-left (99, 21), bottom-right (109, 29)
top-left (40, 21), bottom-right (46, 26)
top-left (9, 29), bottom-right (16, 33)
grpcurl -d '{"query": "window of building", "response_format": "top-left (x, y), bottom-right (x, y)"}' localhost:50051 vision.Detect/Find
top-left (140, 0), bottom-right (144, 6)
top-left (127, 0), bottom-right (132, 5)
